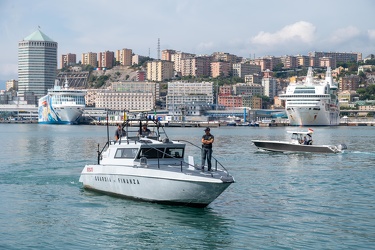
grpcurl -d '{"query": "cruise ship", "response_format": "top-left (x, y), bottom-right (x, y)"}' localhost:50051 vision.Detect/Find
top-left (38, 78), bottom-right (86, 124)
top-left (279, 67), bottom-right (340, 126)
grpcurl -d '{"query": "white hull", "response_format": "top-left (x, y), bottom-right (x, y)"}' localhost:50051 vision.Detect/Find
top-left (286, 106), bottom-right (340, 126)
top-left (79, 165), bottom-right (232, 207)
top-left (38, 81), bottom-right (86, 124)
top-left (280, 67), bottom-right (340, 126)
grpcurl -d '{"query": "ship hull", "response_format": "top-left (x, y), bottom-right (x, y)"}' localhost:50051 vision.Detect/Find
top-left (38, 92), bottom-right (85, 124)
top-left (286, 106), bottom-right (340, 126)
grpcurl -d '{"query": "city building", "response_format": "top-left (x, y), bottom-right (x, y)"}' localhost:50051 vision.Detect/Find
top-left (211, 61), bottom-right (231, 78)
top-left (81, 52), bottom-right (98, 67)
top-left (132, 54), bottom-right (147, 66)
top-left (171, 51), bottom-right (195, 73)
top-left (95, 91), bottom-right (154, 111)
top-left (146, 60), bottom-right (174, 82)
top-left (98, 51), bottom-right (114, 69)
top-left (232, 63), bottom-right (261, 78)
top-left (340, 75), bottom-right (360, 91)
top-left (296, 55), bottom-right (310, 68)
top-left (18, 29), bottom-right (57, 102)
top-left (244, 74), bottom-right (262, 84)
top-left (61, 53), bottom-right (76, 68)
top-left (280, 55), bottom-right (297, 69)
top-left (135, 70), bottom-right (146, 81)
top-left (6, 79), bottom-right (18, 91)
top-left (233, 83), bottom-right (263, 96)
top-left (319, 57), bottom-right (335, 68)
top-left (308, 51), bottom-right (361, 68)
top-left (181, 56), bottom-right (211, 77)
top-left (161, 49), bottom-right (176, 61)
top-left (211, 52), bottom-right (241, 65)
top-left (115, 48), bottom-right (132, 66)
top-left (261, 77), bottom-right (278, 99)
top-left (166, 81), bottom-right (214, 115)
top-left (111, 81), bottom-right (159, 104)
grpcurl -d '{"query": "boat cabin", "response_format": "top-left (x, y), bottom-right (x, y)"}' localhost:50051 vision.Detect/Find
top-left (288, 131), bottom-right (313, 145)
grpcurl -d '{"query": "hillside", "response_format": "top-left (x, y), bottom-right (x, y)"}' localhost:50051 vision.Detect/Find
top-left (89, 65), bottom-right (143, 88)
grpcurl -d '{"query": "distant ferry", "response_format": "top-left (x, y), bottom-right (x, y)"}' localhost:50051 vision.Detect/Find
top-left (279, 67), bottom-right (340, 126)
top-left (38, 78), bottom-right (86, 124)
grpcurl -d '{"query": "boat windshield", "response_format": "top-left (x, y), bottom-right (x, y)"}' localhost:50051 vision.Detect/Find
top-left (137, 147), bottom-right (184, 159)
top-left (114, 148), bottom-right (138, 159)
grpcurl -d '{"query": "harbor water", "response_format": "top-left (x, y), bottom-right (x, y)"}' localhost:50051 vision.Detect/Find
top-left (0, 124), bottom-right (374, 249)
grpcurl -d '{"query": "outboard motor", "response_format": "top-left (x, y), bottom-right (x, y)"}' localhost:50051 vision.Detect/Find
top-left (337, 144), bottom-right (347, 151)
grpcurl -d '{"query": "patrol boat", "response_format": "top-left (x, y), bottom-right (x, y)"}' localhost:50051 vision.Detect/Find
top-left (79, 113), bottom-right (235, 207)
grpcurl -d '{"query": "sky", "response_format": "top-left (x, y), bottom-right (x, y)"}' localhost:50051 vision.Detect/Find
top-left (1, 0), bottom-right (375, 83)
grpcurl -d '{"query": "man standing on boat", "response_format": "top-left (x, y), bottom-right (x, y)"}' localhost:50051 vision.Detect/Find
top-left (115, 124), bottom-right (126, 142)
top-left (201, 127), bottom-right (214, 171)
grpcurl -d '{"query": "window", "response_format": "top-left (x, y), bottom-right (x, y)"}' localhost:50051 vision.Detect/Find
top-left (115, 148), bottom-right (138, 159)
top-left (164, 148), bottom-right (184, 158)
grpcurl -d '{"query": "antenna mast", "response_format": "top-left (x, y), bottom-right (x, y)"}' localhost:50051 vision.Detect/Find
top-left (157, 38), bottom-right (160, 60)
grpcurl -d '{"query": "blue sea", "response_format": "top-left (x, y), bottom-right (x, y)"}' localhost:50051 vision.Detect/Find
top-left (0, 124), bottom-right (374, 249)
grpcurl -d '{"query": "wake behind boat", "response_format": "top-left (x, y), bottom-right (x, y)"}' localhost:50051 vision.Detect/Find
top-left (79, 112), bottom-right (235, 207)
top-left (38, 77), bottom-right (86, 124)
top-left (252, 129), bottom-right (347, 154)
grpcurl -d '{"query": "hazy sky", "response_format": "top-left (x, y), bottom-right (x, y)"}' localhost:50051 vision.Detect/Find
top-left (1, 0), bottom-right (375, 81)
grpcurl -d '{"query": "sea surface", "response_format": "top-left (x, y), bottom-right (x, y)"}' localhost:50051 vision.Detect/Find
top-left (0, 124), bottom-right (374, 249)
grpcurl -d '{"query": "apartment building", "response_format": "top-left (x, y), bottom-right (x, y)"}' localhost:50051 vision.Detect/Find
top-left (219, 85), bottom-right (233, 95)
top-left (96, 91), bottom-right (154, 111)
top-left (340, 75), bottom-right (360, 91)
top-left (232, 63), bottom-right (261, 78)
top-left (181, 56), bottom-right (211, 77)
top-left (161, 49), bottom-right (176, 61)
top-left (81, 52), bottom-right (98, 67)
top-left (211, 61), bottom-right (231, 78)
top-left (6, 79), bottom-right (18, 91)
top-left (218, 95), bottom-right (243, 108)
top-left (319, 57), bottom-right (335, 68)
top-left (132, 54), bottom-right (147, 65)
top-left (115, 48), bottom-right (132, 66)
top-left (98, 51), bottom-right (114, 69)
top-left (296, 55), bottom-right (310, 68)
top-left (61, 53), bottom-right (76, 68)
top-left (146, 60), bottom-right (174, 82)
top-left (211, 52), bottom-right (241, 65)
top-left (111, 81), bottom-right (159, 103)
top-left (262, 77), bottom-right (278, 99)
top-left (308, 51), bottom-right (361, 68)
top-left (280, 55), bottom-right (297, 69)
top-left (233, 83), bottom-right (263, 96)
top-left (166, 81), bottom-right (214, 112)
top-left (171, 51), bottom-right (195, 73)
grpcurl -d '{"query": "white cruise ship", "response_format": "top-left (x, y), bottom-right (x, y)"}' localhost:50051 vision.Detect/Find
top-left (38, 78), bottom-right (86, 124)
top-left (279, 67), bottom-right (340, 126)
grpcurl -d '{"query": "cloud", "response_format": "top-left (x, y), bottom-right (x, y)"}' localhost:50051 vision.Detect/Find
top-left (368, 29), bottom-right (375, 40)
top-left (251, 21), bottom-right (316, 46)
top-left (329, 26), bottom-right (360, 44)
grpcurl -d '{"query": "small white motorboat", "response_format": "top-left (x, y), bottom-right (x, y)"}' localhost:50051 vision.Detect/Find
top-left (252, 129), bottom-right (347, 154)
top-left (79, 112), bottom-right (235, 207)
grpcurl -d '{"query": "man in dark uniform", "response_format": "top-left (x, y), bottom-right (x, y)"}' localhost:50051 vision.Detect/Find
top-left (201, 127), bottom-right (214, 171)
top-left (114, 124), bottom-right (126, 142)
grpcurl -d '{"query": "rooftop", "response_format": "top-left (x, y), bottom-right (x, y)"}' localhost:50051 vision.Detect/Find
top-left (23, 29), bottom-right (55, 42)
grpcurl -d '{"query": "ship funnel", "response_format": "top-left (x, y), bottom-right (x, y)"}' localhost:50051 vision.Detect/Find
top-left (306, 67), bottom-right (314, 84)
top-left (325, 67), bottom-right (333, 86)
top-left (64, 76), bottom-right (69, 89)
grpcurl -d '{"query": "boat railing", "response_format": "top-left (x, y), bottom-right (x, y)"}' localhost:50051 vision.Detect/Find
top-left (176, 139), bottom-right (231, 175)
top-left (133, 139), bottom-right (231, 176)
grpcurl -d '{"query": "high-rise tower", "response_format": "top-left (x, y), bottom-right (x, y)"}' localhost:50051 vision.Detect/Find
top-left (18, 29), bottom-right (57, 103)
